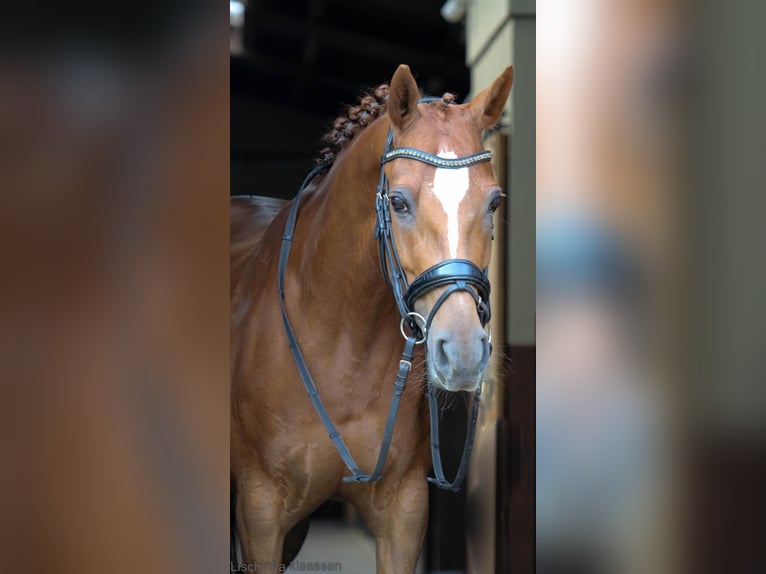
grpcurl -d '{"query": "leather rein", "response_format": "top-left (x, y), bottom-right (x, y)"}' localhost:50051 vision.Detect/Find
top-left (277, 103), bottom-right (493, 492)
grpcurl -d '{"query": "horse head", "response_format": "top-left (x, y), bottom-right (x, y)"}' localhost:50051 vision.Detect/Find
top-left (382, 64), bottom-right (513, 392)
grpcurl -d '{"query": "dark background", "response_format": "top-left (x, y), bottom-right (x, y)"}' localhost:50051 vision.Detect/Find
top-left (231, 0), bottom-right (470, 200)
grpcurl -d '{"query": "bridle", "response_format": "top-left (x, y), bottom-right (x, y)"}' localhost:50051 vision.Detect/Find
top-left (376, 126), bottom-right (493, 343)
top-left (277, 99), bottom-right (494, 492)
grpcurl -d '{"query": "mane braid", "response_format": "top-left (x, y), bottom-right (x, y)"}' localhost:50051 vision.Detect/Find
top-left (315, 84), bottom-right (390, 166)
top-left (314, 87), bottom-right (460, 166)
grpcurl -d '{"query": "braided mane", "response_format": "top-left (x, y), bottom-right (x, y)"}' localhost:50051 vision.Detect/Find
top-left (316, 85), bottom-right (458, 166)
top-left (316, 84), bottom-right (389, 165)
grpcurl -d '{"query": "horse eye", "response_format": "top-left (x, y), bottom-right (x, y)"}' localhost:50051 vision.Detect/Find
top-left (488, 195), bottom-right (503, 213)
top-left (390, 196), bottom-right (409, 213)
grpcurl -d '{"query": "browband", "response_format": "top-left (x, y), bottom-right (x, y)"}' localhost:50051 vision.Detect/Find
top-left (382, 147), bottom-right (493, 169)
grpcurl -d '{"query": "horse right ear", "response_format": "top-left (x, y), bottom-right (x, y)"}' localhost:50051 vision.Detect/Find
top-left (388, 64), bottom-right (420, 131)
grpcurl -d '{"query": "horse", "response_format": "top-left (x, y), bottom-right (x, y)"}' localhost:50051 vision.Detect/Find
top-left (231, 64), bottom-right (513, 573)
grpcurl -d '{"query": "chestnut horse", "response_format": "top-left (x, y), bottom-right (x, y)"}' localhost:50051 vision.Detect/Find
top-left (231, 64), bottom-right (513, 573)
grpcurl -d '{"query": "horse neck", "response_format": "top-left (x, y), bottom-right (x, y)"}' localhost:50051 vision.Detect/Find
top-left (295, 119), bottom-right (398, 340)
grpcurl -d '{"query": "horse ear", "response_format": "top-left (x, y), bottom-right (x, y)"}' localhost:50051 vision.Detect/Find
top-left (468, 65), bottom-right (514, 130)
top-left (388, 64), bottom-right (420, 130)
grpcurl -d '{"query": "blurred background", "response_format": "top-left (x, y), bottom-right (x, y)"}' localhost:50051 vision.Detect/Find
top-left (538, 1), bottom-right (766, 573)
top-left (0, 3), bottom-right (229, 574)
top-left (537, 0), bottom-right (683, 571)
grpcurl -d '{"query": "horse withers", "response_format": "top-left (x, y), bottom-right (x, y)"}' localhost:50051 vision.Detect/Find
top-left (231, 64), bottom-right (513, 573)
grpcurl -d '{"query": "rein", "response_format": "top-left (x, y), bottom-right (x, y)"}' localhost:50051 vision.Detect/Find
top-left (277, 101), bottom-right (493, 492)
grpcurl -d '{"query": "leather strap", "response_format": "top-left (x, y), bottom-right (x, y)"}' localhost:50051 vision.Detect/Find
top-left (278, 162), bottom-right (417, 484)
top-left (427, 380), bottom-right (483, 492)
top-left (382, 147), bottom-right (493, 169)
top-left (404, 259), bottom-right (490, 312)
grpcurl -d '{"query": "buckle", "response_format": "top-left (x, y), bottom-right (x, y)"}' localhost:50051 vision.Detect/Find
top-left (399, 312), bottom-right (427, 344)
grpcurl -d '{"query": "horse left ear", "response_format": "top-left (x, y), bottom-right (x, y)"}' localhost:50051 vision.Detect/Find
top-left (468, 65), bottom-right (514, 130)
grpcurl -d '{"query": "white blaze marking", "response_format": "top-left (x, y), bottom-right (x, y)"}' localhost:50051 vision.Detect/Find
top-left (432, 150), bottom-right (470, 257)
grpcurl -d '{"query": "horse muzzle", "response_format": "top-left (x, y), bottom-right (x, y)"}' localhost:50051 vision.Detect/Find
top-left (402, 259), bottom-right (492, 392)
top-left (426, 304), bottom-right (490, 392)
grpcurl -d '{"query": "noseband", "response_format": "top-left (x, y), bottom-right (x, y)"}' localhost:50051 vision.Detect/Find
top-left (277, 100), bottom-right (494, 492)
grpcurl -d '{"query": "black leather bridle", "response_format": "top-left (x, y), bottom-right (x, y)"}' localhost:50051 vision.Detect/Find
top-left (277, 100), bottom-right (494, 491)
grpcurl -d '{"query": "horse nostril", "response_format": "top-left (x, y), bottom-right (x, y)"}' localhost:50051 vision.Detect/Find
top-left (433, 336), bottom-right (451, 374)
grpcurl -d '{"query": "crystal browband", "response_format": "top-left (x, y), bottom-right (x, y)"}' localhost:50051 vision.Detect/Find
top-left (381, 147), bottom-right (493, 169)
